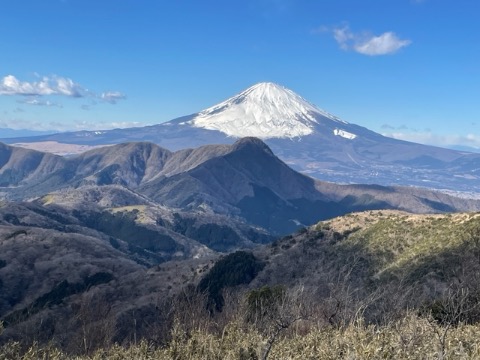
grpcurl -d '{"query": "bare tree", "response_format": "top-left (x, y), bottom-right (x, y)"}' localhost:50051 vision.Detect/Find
top-left (426, 286), bottom-right (479, 360)
top-left (70, 291), bottom-right (114, 355)
top-left (171, 285), bottom-right (212, 336)
top-left (244, 285), bottom-right (309, 360)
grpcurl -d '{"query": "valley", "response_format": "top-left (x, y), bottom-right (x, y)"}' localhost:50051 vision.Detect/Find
top-left (1, 205), bottom-right (480, 358)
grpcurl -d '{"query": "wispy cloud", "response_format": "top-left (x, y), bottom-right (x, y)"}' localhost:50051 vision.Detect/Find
top-left (71, 120), bottom-right (143, 131)
top-left (17, 97), bottom-right (63, 107)
top-left (381, 123), bottom-right (410, 131)
top-left (384, 131), bottom-right (480, 150)
top-left (101, 91), bottom-right (126, 104)
top-left (0, 117), bottom-right (52, 131)
top-left (0, 74), bottom-right (126, 105)
top-left (0, 116), bottom-right (143, 132)
top-left (329, 24), bottom-right (411, 56)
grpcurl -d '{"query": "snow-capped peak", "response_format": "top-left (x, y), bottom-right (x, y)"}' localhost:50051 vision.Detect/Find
top-left (189, 82), bottom-right (347, 139)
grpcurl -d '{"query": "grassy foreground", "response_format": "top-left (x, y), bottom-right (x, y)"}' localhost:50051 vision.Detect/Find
top-left (2, 314), bottom-right (480, 360)
top-left (3, 210), bottom-right (480, 359)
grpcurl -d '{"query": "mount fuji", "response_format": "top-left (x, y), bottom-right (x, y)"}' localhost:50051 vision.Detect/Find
top-left (2, 82), bottom-right (480, 193)
top-left (188, 82), bottom-right (347, 138)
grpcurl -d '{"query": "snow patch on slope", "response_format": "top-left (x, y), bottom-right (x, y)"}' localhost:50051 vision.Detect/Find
top-left (334, 128), bottom-right (357, 140)
top-left (189, 82), bottom-right (347, 139)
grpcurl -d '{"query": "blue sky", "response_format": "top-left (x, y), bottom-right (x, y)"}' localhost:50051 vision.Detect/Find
top-left (1, 0), bottom-right (479, 150)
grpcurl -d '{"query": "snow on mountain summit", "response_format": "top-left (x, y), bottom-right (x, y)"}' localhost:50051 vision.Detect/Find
top-left (189, 82), bottom-right (347, 139)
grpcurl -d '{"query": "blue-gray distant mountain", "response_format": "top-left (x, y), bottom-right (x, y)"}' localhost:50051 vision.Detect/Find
top-left (2, 82), bottom-right (479, 192)
top-left (0, 128), bottom-right (54, 138)
top-left (2, 139), bottom-right (480, 235)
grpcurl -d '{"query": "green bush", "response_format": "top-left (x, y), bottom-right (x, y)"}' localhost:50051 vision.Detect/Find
top-left (198, 251), bottom-right (265, 311)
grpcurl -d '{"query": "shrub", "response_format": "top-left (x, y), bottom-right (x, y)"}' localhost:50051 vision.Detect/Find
top-left (198, 251), bottom-right (265, 311)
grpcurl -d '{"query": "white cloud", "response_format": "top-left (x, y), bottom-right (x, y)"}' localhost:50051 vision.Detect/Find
top-left (100, 91), bottom-right (126, 104)
top-left (0, 74), bottom-right (86, 97)
top-left (0, 74), bottom-right (126, 105)
top-left (333, 26), bottom-right (353, 51)
top-left (355, 32), bottom-right (412, 56)
top-left (332, 25), bottom-right (411, 56)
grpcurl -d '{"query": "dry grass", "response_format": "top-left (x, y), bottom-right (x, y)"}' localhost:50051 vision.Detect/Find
top-left (3, 210), bottom-right (480, 359)
top-left (313, 211), bottom-right (480, 281)
top-left (2, 315), bottom-right (480, 359)
top-left (109, 205), bottom-right (155, 225)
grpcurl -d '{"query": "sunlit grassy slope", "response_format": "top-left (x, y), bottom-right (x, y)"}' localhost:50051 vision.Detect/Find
top-left (315, 210), bottom-right (480, 281)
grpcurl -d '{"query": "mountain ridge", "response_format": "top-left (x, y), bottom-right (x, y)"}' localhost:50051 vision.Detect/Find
top-left (2, 138), bottom-right (480, 235)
